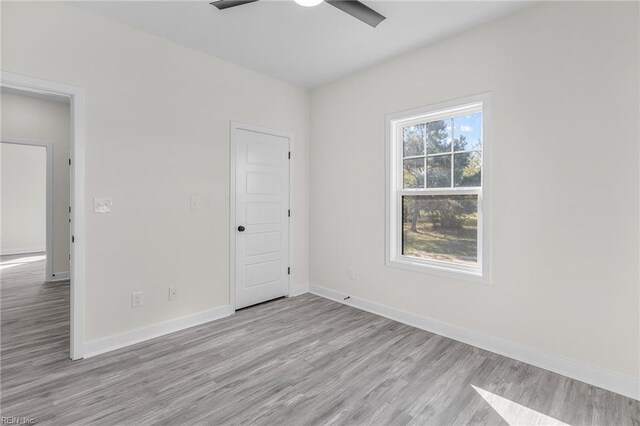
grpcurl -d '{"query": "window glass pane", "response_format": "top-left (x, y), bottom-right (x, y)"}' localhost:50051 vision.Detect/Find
top-left (425, 120), bottom-right (452, 154)
top-left (403, 124), bottom-right (425, 157)
top-left (426, 155), bottom-right (451, 188)
top-left (453, 113), bottom-right (482, 151)
top-left (402, 195), bottom-right (478, 266)
top-left (403, 158), bottom-right (424, 188)
top-left (454, 151), bottom-right (481, 187)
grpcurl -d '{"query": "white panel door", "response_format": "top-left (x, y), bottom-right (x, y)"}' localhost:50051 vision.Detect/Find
top-left (235, 127), bottom-right (290, 309)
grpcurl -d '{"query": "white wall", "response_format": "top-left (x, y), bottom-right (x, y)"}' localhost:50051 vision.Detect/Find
top-left (1, 2), bottom-right (309, 342)
top-left (0, 143), bottom-right (46, 255)
top-left (1, 92), bottom-right (71, 277)
top-left (310, 1), bottom-right (639, 382)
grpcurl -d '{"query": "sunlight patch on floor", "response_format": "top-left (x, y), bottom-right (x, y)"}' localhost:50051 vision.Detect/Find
top-left (0, 254), bottom-right (46, 271)
top-left (472, 385), bottom-right (570, 426)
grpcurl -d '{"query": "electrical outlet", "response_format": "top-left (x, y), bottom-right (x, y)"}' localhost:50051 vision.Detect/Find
top-left (168, 286), bottom-right (178, 301)
top-left (347, 267), bottom-right (356, 280)
top-left (131, 292), bottom-right (143, 308)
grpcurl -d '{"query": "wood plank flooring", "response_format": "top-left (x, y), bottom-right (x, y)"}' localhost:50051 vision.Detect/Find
top-left (1, 254), bottom-right (639, 425)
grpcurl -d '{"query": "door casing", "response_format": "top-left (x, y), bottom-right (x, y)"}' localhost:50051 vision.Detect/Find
top-left (1, 71), bottom-right (86, 360)
top-left (229, 121), bottom-right (293, 310)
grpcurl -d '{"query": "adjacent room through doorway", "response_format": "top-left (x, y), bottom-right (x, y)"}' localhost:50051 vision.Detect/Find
top-left (0, 90), bottom-right (72, 361)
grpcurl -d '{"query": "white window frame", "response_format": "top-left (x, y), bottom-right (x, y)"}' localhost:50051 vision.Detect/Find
top-left (385, 94), bottom-right (491, 284)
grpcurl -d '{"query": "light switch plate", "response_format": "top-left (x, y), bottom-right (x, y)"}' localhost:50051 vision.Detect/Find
top-left (94, 198), bottom-right (112, 213)
top-left (190, 196), bottom-right (201, 210)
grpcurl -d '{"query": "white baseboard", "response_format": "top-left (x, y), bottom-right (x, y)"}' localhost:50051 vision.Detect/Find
top-left (289, 283), bottom-right (309, 297)
top-left (309, 284), bottom-right (639, 401)
top-left (48, 271), bottom-right (69, 281)
top-left (0, 247), bottom-right (45, 256)
top-left (83, 305), bottom-right (234, 358)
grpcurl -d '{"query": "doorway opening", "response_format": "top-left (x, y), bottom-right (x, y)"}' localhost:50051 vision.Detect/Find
top-left (1, 139), bottom-right (55, 280)
top-left (1, 93), bottom-right (71, 369)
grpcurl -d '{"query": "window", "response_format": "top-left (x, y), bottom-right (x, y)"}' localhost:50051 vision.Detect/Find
top-left (386, 95), bottom-right (490, 282)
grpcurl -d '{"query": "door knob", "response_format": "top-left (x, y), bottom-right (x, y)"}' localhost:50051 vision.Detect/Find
top-left (237, 226), bottom-right (245, 232)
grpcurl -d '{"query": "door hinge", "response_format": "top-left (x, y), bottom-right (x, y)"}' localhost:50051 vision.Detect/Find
top-left (72, 235), bottom-right (75, 243)
top-left (288, 267), bottom-right (291, 275)
top-left (69, 158), bottom-right (71, 166)
top-left (288, 151), bottom-right (291, 159)
top-left (288, 209), bottom-right (290, 217)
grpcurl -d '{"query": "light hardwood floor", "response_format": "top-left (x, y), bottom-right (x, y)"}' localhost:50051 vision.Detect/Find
top-left (1, 254), bottom-right (638, 425)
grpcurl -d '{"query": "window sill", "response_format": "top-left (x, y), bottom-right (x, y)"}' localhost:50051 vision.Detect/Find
top-left (386, 256), bottom-right (490, 285)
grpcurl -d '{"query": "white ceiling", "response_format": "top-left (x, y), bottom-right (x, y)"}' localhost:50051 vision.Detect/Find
top-left (75, 1), bottom-right (530, 88)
